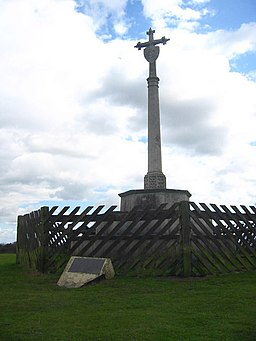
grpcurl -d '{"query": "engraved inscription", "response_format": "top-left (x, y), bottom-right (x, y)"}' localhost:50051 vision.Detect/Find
top-left (68, 258), bottom-right (105, 274)
top-left (144, 173), bottom-right (166, 189)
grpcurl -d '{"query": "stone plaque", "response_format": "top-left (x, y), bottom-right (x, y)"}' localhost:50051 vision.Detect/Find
top-left (57, 256), bottom-right (115, 288)
top-left (68, 258), bottom-right (105, 274)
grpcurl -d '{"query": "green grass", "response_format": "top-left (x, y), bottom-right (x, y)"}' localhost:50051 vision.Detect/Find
top-left (1, 254), bottom-right (256, 341)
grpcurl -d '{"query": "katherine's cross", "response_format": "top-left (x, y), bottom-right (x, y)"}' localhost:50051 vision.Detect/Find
top-left (135, 28), bottom-right (170, 189)
top-left (119, 29), bottom-right (191, 211)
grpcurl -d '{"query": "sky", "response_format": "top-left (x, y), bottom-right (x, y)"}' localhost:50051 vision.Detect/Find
top-left (0, 0), bottom-right (256, 243)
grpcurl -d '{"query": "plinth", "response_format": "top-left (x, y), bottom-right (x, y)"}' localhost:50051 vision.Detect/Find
top-left (119, 188), bottom-right (191, 211)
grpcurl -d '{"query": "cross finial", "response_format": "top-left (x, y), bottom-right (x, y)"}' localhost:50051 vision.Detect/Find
top-left (134, 28), bottom-right (170, 51)
top-left (147, 27), bottom-right (155, 43)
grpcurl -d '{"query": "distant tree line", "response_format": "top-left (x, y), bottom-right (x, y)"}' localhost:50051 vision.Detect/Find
top-left (0, 242), bottom-right (16, 253)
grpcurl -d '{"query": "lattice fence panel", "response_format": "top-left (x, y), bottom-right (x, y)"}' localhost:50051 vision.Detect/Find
top-left (17, 201), bottom-right (256, 276)
top-left (44, 203), bottom-right (182, 275)
top-left (189, 202), bottom-right (256, 275)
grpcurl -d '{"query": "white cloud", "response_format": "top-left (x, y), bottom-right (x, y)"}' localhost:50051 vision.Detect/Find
top-left (141, 0), bottom-right (210, 31)
top-left (158, 24), bottom-right (256, 155)
top-left (76, 0), bottom-right (130, 36)
top-left (207, 23), bottom-right (256, 58)
top-left (114, 21), bottom-right (129, 35)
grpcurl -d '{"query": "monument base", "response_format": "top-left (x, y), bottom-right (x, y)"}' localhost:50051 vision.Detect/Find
top-left (119, 188), bottom-right (191, 212)
top-left (144, 172), bottom-right (166, 189)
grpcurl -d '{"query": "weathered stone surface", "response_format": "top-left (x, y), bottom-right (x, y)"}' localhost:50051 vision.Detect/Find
top-left (135, 28), bottom-right (169, 190)
top-left (144, 172), bottom-right (166, 189)
top-left (119, 189), bottom-right (191, 211)
top-left (57, 256), bottom-right (115, 288)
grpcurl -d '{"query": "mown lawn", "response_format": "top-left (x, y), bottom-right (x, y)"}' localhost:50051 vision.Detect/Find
top-left (0, 254), bottom-right (256, 341)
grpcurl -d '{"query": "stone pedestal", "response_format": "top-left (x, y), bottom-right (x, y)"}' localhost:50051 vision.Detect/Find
top-left (144, 172), bottom-right (166, 189)
top-left (119, 188), bottom-right (191, 212)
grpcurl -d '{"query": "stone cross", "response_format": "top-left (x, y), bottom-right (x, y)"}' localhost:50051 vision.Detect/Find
top-left (135, 28), bottom-right (170, 190)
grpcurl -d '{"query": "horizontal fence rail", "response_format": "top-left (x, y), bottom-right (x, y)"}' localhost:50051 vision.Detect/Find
top-left (16, 202), bottom-right (256, 276)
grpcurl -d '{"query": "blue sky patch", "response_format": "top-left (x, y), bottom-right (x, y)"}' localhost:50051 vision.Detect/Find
top-left (139, 136), bottom-right (147, 143)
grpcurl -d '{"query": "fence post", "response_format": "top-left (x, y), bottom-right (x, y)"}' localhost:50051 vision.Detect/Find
top-left (39, 206), bottom-right (49, 272)
top-left (16, 215), bottom-right (22, 264)
top-left (179, 201), bottom-right (192, 277)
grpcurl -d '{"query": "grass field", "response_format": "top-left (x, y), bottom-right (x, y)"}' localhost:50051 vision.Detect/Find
top-left (1, 254), bottom-right (256, 341)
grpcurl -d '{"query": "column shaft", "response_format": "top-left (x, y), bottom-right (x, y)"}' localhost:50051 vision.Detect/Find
top-left (144, 62), bottom-right (166, 189)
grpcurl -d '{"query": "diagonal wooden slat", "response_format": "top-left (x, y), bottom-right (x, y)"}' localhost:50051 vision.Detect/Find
top-left (236, 205), bottom-right (256, 222)
top-left (120, 205), bottom-right (179, 271)
top-left (219, 204), bottom-right (256, 255)
top-left (151, 239), bottom-right (181, 275)
top-left (90, 205), bottom-right (167, 260)
top-left (190, 210), bottom-right (243, 271)
top-left (115, 204), bottom-right (173, 256)
top-left (43, 206), bottom-right (59, 221)
top-left (48, 206), bottom-right (115, 262)
top-left (190, 246), bottom-right (216, 275)
top-left (191, 235), bottom-right (230, 274)
top-left (191, 236), bottom-right (230, 274)
top-left (230, 205), bottom-right (256, 248)
top-left (198, 202), bottom-right (255, 271)
top-left (124, 223), bottom-right (180, 273)
top-left (191, 227), bottom-right (235, 273)
top-left (211, 204), bottom-right (256, 269)
top-left (249, 206), bottom-right (256, 215)
top-left (47, 206), bottom-right (114, 269)
top-left (45, 206), bottom-right (82, 247)
top-left (69, 205), bottom-right (120, 257)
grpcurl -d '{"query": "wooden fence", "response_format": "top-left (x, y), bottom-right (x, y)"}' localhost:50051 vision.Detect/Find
top-left (16, 201), bottom-right (256, 276)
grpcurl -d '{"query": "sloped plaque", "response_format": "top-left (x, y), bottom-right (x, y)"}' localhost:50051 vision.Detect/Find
top-left (57, 256), bottom-right (115, 288)
top-left (68, 258), bottom-right (105, 274)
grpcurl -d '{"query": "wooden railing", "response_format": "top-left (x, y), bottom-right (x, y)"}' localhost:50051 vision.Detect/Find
top-left (16, 202), bottom-right (256, 276)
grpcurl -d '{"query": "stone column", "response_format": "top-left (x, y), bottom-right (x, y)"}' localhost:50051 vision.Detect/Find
top-left (134, 28), bottom-right (169, 190)
top-left (144, 60), bottom-right (166, 190)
